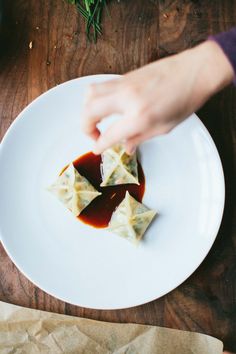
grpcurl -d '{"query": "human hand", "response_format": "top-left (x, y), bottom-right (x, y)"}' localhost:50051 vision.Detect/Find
top-left (82, 40), bottom-right (233, 154)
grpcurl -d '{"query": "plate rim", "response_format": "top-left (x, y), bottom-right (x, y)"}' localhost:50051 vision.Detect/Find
top-left (0, 75), bottom-right (225, 310)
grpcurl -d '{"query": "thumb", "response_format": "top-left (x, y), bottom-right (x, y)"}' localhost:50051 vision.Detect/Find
top-left (125, 142), bottom-right (137, 156)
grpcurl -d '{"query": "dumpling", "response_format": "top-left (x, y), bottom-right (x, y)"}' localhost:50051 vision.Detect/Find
top-left (108, 191), bottom-right (156, 244)
top-left (100, 144), bottom-right (139, 186)
top-left (48, 163), bottom-right (101, 216)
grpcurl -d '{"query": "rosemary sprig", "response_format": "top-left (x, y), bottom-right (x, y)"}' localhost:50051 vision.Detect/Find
top-left (66, 0), bottom-right (107, 42)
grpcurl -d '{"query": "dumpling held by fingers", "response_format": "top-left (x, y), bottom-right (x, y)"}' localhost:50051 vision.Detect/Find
top-left (108, 191), bottom-right (156, 244)
top-left (100, 144), bottom-right (139, 186)
top-left (48, 163), bottom-right (101, 216)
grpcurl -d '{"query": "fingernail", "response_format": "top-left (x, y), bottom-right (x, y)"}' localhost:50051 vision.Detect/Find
top-left (93, 145), bottom-right (101, 155)
top-left (84, 86), bottom-right (93, 103)
top-left (126, 147), bottom-right (136, 155)
top-left (130, 147), bottom-right (136, 155)
top-left (92, 149), bottom-right (100, 155)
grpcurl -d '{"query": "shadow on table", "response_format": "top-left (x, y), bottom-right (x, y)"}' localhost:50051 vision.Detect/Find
top-left (0, 1), bottom-right (29, 68)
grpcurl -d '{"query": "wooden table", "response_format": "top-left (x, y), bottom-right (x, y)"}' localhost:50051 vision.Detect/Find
top-left (0, 0), bottom-right (235, 351)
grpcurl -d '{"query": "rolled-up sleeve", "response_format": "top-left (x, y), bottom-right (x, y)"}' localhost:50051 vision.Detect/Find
top-left (209, 27), bottom-right (236, 80)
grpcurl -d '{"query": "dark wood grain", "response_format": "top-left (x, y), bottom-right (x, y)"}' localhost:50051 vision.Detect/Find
top-left (0, 0), bottom-right (236, 351)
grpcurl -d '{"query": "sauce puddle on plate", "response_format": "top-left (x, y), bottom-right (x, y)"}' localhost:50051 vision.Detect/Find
top-left (73, 152), bottom-right (145, 228)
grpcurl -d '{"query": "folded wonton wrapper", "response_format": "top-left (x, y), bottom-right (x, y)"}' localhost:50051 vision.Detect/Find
top-left (48, 163), bottom-right (101, 216)
top-left (108, 191), bottom-right (156, 244)
top-left (100, 144), bottom-right (139, 186)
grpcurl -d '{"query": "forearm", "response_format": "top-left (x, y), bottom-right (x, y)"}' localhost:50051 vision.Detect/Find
top-left (82, 29), bottom-right (235, 154)
top-left (189, 40), bottom-right (234, 100)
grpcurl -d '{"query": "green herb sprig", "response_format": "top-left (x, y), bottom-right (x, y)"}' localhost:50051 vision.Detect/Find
top-left (66, 0), bottom-right (107, 42)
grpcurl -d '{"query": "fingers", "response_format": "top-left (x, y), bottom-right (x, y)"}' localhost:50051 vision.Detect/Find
top-left (125, 131), bottom-right (154, 155)
top-left (82, 94), bottom-right (122, 139)
top-left (89, 127), bottom-right (100, 140)
top-left (92, 114), bottom-right (176, 155)
top-left (93, 117), bottom-right (140, 154)
top-left (125, 144), bottom-right (137, 156)
top-left (125, 133), bottom-right (145, 155)
top-left (85, 78), bottom-right (121, 99)
top-left (125, 123), bottom-right (175, 154)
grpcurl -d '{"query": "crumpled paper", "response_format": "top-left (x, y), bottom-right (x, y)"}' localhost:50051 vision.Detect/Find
top-left (0, 300), bottom-right (223, 354)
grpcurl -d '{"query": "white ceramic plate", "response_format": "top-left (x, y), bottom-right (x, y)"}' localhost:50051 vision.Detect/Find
top-left (0, 75), bottom-right (224, 310)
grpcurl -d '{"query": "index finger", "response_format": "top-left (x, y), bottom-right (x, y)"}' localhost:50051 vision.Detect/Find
top-left (93, 116), bottom-right (140, 154)
top-left (81, 94), bottom-right (122, 138)
top-left (85, 77), bottom-right (122, 100)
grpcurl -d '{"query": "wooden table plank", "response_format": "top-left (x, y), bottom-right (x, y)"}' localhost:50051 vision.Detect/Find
top-left (0, 0), bottom-right (235, 351)
top-left (158, 2), bottom-right (236, 351)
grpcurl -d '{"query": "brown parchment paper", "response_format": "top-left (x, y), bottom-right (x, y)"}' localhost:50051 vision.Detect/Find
top-left (0, 300), bottom-right (223, 354)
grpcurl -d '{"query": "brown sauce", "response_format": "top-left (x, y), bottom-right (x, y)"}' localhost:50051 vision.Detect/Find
top-left (73, 152), bottom-right (145, 228)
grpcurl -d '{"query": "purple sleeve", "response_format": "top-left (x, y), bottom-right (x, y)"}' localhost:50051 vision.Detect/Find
top-left (209, 27), bottom-right (236, 79)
